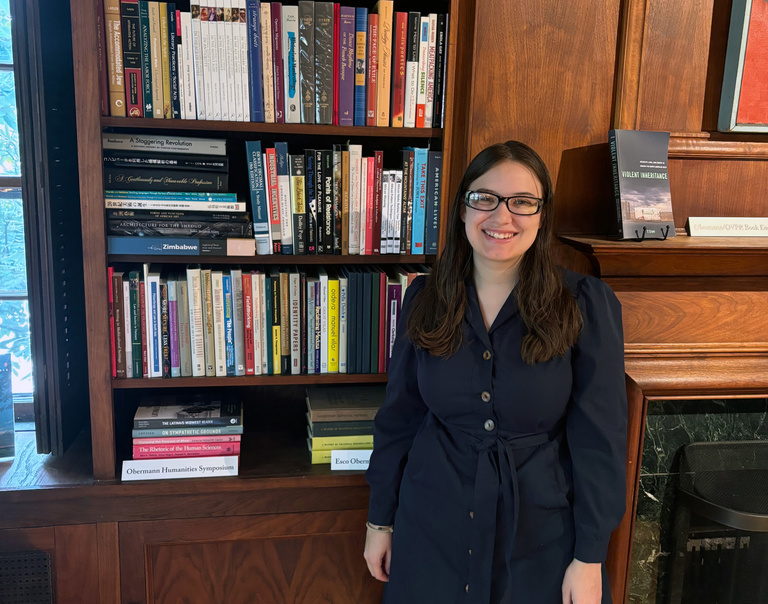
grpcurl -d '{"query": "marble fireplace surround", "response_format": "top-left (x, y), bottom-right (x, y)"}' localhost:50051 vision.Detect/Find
top-left (559, 236), bottom-right (768, 603)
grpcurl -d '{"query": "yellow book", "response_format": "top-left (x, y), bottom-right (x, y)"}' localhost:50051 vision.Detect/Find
top-left (159, 2), bottom-right (172, 118)
top-left (328, 270), bottom-right (340, 373)
top-left (310, 448), bottom-right (331, 464)
top-left (374, 1), bottom-right (394, 127)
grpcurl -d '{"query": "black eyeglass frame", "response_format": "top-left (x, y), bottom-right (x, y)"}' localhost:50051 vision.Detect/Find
top-left (464, 190), bottom-right (545, 216)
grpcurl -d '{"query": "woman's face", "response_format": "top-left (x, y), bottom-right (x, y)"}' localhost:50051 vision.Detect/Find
top-left (461, 160), bottom-right (543, 271)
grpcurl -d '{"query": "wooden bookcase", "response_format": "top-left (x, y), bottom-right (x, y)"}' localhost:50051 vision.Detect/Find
top-left (70, 0), bottom-right (474, 483)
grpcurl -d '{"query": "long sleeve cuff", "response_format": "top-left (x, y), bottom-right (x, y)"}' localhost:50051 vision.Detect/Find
top-left (574, 534), bottom-right (611, 564)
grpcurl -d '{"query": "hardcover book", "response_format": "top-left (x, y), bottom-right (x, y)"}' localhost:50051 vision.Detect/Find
top-left (609, 129), bottom-right (675, 240)
top-left (134, 397), bottom-right (243, 429)
top-left (305, 384), bottom-right (385, 421)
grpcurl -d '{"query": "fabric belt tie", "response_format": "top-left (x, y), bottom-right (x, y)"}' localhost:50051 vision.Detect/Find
top-left (465, 430), bottom-right (551, 604)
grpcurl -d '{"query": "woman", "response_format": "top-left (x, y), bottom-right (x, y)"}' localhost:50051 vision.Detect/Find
top-left (364, 141), bottom-right (627, 604)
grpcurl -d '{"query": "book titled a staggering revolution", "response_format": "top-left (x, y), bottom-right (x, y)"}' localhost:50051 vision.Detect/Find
top-left (133, 399), bottom-right (243, 429)
top-left (121, 455), bottom-right (239, 481)
top-left (609, 129), bottom-right (675, 240)
top-left (107, 236), bottom-right (256, 256)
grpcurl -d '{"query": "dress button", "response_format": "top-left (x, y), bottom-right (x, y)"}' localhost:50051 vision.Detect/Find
top-left (484, 419), bottom-right (495, 431)
top-left (483, 349), bottom-right (491, 360)
top-left (468, 549), bottom-right (472, 556)
top-left (465, 584), bottom-right (469, 593)
top-left (469, 510), bottom-right (474, 519)
top-left (481, 391), bottom-right (491, 402)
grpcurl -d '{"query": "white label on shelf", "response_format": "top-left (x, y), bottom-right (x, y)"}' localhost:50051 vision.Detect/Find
top-left (121, 455), bottom-right (239, 481)
top-left (330, 450), bottom-right (372, 471)
top-left (687, 217), bottom-right (768, 237)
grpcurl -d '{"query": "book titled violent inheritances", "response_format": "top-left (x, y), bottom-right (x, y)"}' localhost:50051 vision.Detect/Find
top-left (107, 236), bottom-right (256, 256)
top-left (609, 129), bottom-right (675, 240)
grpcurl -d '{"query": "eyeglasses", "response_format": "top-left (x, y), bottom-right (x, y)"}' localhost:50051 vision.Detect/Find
top-left (464, 190), bottom-right (543, 216)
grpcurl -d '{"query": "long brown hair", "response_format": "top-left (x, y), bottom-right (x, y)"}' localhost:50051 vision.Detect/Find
top-left (406, 141), bottom-right (583, 364)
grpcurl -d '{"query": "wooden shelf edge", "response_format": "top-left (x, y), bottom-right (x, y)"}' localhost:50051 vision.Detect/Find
top-left (113, 374), bottom-right (388, 388)
top-left (102, 117), bottom-right (442, 138)
top-left (669, 135), bottom-right (768, 160)
top-left (108, 254), bottom-right (435, 265)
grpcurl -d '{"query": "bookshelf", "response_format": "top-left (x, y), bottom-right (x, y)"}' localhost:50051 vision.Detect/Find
top-left (71, 0), bottom-right (471, 482)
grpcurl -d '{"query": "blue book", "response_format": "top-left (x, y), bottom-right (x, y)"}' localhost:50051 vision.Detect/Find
top-left (360, 268), bottom-right (372, 374)
top-left (425, 151), bottom-right (442, 255)
top-left (275, 142), bottom-right (293, 254)
top-left (107, 236), bottom-right (255, 256)
top-left (245, 140), bottom-right (271, 255)
top-left (407, 147), bottom-right (428, 254)
top-left (246, 0), bottom-right (265, 122)
top-left (223, 274), bottom-right (235, 376)
top-left (353, 8), bottom-right (367, 127)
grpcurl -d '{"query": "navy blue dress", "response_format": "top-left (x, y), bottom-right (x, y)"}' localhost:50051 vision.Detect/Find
top-left (366, 271), bottom-right (627, 604)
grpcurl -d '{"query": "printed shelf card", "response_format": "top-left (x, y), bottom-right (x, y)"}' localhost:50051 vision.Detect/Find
top-left (330, 449), bottom-right (372, 470)
top-left (687, 217), bottom-right (768, 237)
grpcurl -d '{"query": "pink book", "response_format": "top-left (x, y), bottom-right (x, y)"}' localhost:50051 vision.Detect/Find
top-left (133, 442), bottom-right (241, 459)
top-left (365, 156), bottom-right (375, 255)
top-left (366, 13), bottom-right (378, 126)
top-left (243, 272), bottom-right (255, 375)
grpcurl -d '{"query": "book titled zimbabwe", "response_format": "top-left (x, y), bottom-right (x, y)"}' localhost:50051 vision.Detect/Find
top-left (609, 129), bottom-right (675, 240)
top-left (134, 397), bottom-right (243, 429)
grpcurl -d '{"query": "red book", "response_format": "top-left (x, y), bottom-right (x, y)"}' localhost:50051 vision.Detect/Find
top-left (133, 435), bottom-right (242, 445)
top-left (377, 270), bottom-right (387, 373)
top-left (108, 266), bottom-right (116, 377)
top-left (366, 14), bottom-right (378, 126)
top-left (243, 272), bottom-right (255, 375)
top-left (372, 150), bottom-right (384, 254)
top-left (390, 12), bottom-right (407, 127)
top-left (271, 2), bottom-right (285, 123)
top-left (132, 442), bottom-right (241, 459)
top-left (364, 156), bottom-right (375, 254)
top-left (332, 3), bottom-right (340, 125)
top-left (139, 278), bottom-right (148, 377)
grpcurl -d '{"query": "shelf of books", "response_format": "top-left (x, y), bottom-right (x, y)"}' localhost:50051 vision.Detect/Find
top-left (87, 0), bottom-right (454, 481)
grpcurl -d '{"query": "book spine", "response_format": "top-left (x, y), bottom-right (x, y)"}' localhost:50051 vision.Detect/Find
top-left (375, 0), bottom-right (393, 127)
top-left (168, 4), bottom-right (181, 119)
top-left (365, 14), bottom-right (378, 126)
top-left (339, 274), bottom-right (347, 373)
top-left (424, 13), bottom-right (436, 128)
top-left (97, 0), bottom-right (111, 116)
top-left (104, 0), bottom-right (127, 116)
top-left (139, 278), bottom-right (148, 376)
top-left (237, 0), bottom-right (249, 121)
top-left (415, 16), bottom-right (428, 127)
top-left (332, 3), bottom-right (338, 125)
top-left (113, 271), bottom-right (125, 378)
top-left (338, 6), bottom-right (355, 127)
top-left (107, 220), bottom-right (252, 238)
top-left (310, 421), bottom-right (374, 437)
top-left (431, 13), bottom-right (446, 128)
top-left (109, 237), bottom-right (255, 256)
top-left (108, 266), bottom-right (116, 377)
top-left (313, 279), bottom-right (321, 372)
top-left (332, 145), bottom-right (342, 254)
top-left (345, 269), bottom-right (356, 372)
top-left (410, 147), bottom-right (427, 253)
top-left (353, 8), bottom-right (367, 127)
top-left (341, 149), bottom-right (350, 255)
top-left (321, 149), bottom-right (334, 254)
top-left (223, 0), bottom-right (237, 122)
top-left (105, 189), bottom-right (236, 199)
top-left (310, 435), bottom-right (373, 449)
top-left (279, 272), bottom-right (290, 373)
top-left (105, 199), bottom-right (245, 212)
top-left (318, 268), bottom-right (328, 372)
top-left (392, 169), bottom-right (403, 253)
top-left (159, 2), bottom-right (172, 118)
top-left (372, 150), bottom-right (383, 254)
top-left (121, 0), bottom-right (144, 117)
top-left (315, 149), bottom-right (326, 253)
top-left (348, 144), bottom-right (361, 255)
top-left (364, 156), bottom-right (375, 255)
top-left (186, 267), bottom-right (205, 376)
top-left (385, 281), bottom-right (401, 371)
top-left (255, 272), bottom-right (265, 375)
top-left (282, 5), bottom-right (300, 123)
top-left (271, 2), bottom-right (285, 123)
top-left (147, 2), bottom-right (164, 117)
top-left (146, 271), bottom-right (161, 377)
top-left (264, 271), bottom-right (274, 374)
top-left (190, 2), bottom-right (207, 119)
top-left (243, 273), bottom-right (255, 374)
top-left (102, 132), bottom-right (227, 154)
top-left (177, 276), bottom-right (193, 376)
top-left (377, 270), bottom-right (387, 372)
top-left (211, 271), bottom-right (227, 376)
top-left (314, 1), bottom-right (333, 124)
top-left (246, 0), bottom-right (265, 122)
top-left (608, 130), bottom-right (623, 237)
top-left (129, 272), bottom-right (143, 376)
top-left (259, 1), bottom-right (275, 123)
top-left (133, 442), bottom-right (241, 457)
top-left (223, 273), bottom-right (235, 375)
top-left (245, 140), bottom-right (272, 255)
top-left (202, 3), bottom-right (219, 120)
top-left (299, 271), bottom-right (307, 373)
top-left (231, 269), bottom-right (245, 375)
top-left (104, 167), bottom-right (228, 192)
top-left (265, 148), bottom-right (282, 253)
top-left (425, 150), bottom-right (442, 254)
top-left (201, 268), bottom-right (216, 376)
top-left (307, 278), bottom-right (316, 373)
top-left (390, 12), bottom-right (407, 127)
top-left (327, 271), bottom-right (339, 373)
top-left (179, 10), bottom-right (197, 119)
top-left (168, 277), bottom-right (180, 377)
top-left (160, 279), bottom-right (171, 377)
top-left (275, 142), bottom-right (293, 254)
top-left (214, 0), bottom-right (229, 120)
top-left (438, 13), bottom-right (449, 128)
top-left (102, 150), bottom-right (228, 171)
top-left (305, 149), bottom-right (317, 254)
top-left (270, 270), bottom-right (281, 374)
top-left (380, 169), bottom-right (389, 253)
top-left (289, 271), bottom-right (301, 374)
top-left (123, 281), bottom-right (133, 378)
top-left (403, 12), bottom-right (419, 128)
top-left (298, 0), bottom-right (315, 124)
top-left (134, 434), bottom-right (241, 445)
top-left (290, 154), bottom-right (307, 255)
top-left (131, 425), bottom-right (243, 437)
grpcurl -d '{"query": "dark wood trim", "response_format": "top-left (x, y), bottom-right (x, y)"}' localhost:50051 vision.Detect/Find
top-left (668, 136), bottom-right (768, 160)
top-left (107, 254), bottom-right (435, 265)
top-left (96, 523), bottom-right (121, 604)
top-left (102, 117), bottom-right (441, 138)
top-left (112, 373), bottom-right (388, 388)
top-left (54, 524), bottom-right (101, 604)
top-left (612, 0), bottom-right (647, 129)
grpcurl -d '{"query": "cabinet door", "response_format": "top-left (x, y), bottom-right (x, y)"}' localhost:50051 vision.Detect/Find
top-left (119, 508), bottom-right (383, 604)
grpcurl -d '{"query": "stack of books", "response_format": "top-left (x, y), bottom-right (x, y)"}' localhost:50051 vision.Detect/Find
top-left (305, 384), bottom-right (384, 464)
top-left (104, 133), bottom-right (256, 258)
top-left (121, 396), bottom-right (243, 481)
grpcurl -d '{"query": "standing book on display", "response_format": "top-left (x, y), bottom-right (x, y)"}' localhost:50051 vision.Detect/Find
top-left (609, 129), bottom-right (675, 240)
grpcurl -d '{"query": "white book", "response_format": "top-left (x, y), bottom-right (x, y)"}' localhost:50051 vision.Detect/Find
top-left (404, 22), bottom-right (419, 128)
top-left (143, 267), bottom-right (161, 378)
top-left (228, 0), bottom-right (243, 121)
top-left (200, 4), bottom-right (216, 120)
top-left (178, 39), bottom-right (186, 120)
top-left (122, 455), bottom-right (239, 481)
top-left (318, 267), bottom-right (328, 373)
top-left (186, 267), bottom-right (205, 377)
top-left (237, 0), bottom-right (249, 121)
top-left (416, 16), bottom-right (428, 127)
top-left (251, 271), bottom-right (264, 375)
top-left (180, 11), bottom-right (197, 120)
top-left (230, 268), bottom-right (246, 375)
top-left (223, 0), bottom-right (237, 121)
top-left (201, 268), bottom-right (216, 376)
top-left (380, 170), bottom-right (390, 254)
top-left (167, 277), bottom-right (180, 377)
top-left (339, 272), bottom-right (348, 373)
top-left (123, 280), bottom-right (132, 378)
top-left (259, 1), bottom-right (275, 123)
top-left (282, 5), bottom-right (300, 123)
top-left (211, 271), bottom-right (227, 376)
top-left (348, 144), bottom-right (362, 254)
top-left (306, 276), bottom-right (317, 374)
top-left (190, 3), bottom-right (207, 119)
top-left (289, 269), bottom-right (301, 374)
top-left (359, 158), bottom-right (368, 255)
top-left (258, 272), bottom-right (268, 375)
top-left (105, 199), bottom-right (246, 212)
top-left (392, 169), bottom-right (403, 254)
top-left (215, 0), bottom-right (230, 120)
top-left (276, 154), bottom-right (293, 252)
top-left (424, 13), bottom-right (437, 127)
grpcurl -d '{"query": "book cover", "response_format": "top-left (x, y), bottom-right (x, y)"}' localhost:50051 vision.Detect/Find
top-left (122, 455), bottom-right (239, 480)
top-left (305, 384), bottom-right (385, 421)
top-left (104, 0), bottom-right (127, 116)
top-left (609, 129), bottom-right (675, 240)
top-left (298, 0), bottom-right (315, 123)
top-left (314, 1), bottom-right (334, 124)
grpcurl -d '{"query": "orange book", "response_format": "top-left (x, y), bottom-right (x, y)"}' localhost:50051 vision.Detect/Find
top-left (373, 1), bottom-right (393, 127)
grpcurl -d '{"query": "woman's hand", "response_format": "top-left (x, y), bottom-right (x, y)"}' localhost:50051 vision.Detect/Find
top-left (363, 528), bottom-right (392, 582)
top-left (562, 558), bottom-right (602, 604)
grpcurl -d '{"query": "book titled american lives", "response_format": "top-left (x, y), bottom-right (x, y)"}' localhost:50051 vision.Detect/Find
top-left (609, 129), bottom-right (675, 240)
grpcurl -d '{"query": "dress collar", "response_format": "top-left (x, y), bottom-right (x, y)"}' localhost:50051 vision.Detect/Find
top-left (465, 278), bottom-right (520, 344)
